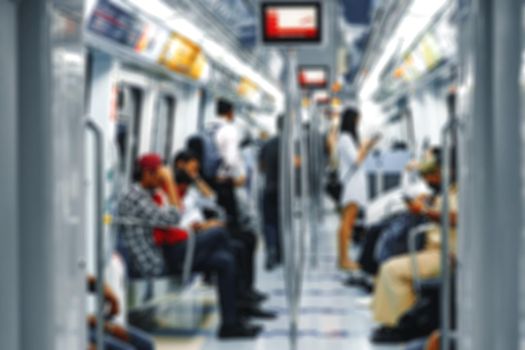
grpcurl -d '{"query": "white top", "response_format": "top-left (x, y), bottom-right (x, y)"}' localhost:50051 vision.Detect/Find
top-left (214, 118), bottom-right (246, 178)
top-left (337, 133), bottom-right (368, 207)
top-left (365, 174), bottom-right (433, 226)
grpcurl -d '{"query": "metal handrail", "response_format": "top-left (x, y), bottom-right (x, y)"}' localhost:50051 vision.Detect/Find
top-left (440, 118), bottom-right (459, 350)
top-left (279, 48), bottom-right (304, 345)
top-left (407, 223), bottom-right (440, 292)
top-left (85, 119), bottom-right (105, 350)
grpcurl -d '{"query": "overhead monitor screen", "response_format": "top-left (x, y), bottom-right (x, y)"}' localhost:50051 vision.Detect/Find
top-left (261, 2), bottom-right (322, 43)
top-left (298, 65), bottom-right (329, 89)
top-left (313, 90), bottom-right (330, 105)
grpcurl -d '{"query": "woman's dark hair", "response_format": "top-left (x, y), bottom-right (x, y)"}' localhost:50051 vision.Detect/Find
top-left (340, 107), bottom-right (360, 145)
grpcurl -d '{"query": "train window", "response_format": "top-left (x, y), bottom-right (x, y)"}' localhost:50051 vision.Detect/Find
top-left (115, 85), bottom-right (143, 182)
top-left (196, 89), bottom-right (207, 131)
top-left (151, 95), bottom-right (176, 162)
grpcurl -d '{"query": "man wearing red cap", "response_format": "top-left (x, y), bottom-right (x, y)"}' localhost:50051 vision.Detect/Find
top-left (118, 153), bottom-right (261, 338)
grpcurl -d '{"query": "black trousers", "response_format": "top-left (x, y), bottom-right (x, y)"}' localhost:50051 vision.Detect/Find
top-left (214, 179), bottom-right (258, 292)
top-left (229, 228), bottom-right (257, 291)
top-left (357, 222), bottom-right (385, 276)
top-left (162, 227), bottom-right (237, 325)
top-left (262, 190), bottom-right (281, 261)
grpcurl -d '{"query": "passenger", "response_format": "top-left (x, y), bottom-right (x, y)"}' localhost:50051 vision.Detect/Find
top-left (213, 99), bottom-right (266, 303)
top-left (173, 150), bottom-right (218, 204)
top-left (258, 115), bottom-right (284, 270)
top-left (357, 177), bottom-right (433, 278)
top-left (87, 275), bottom-right (154, 350)
top-left (172, 150), bottom-right (275, 315)
top-left (373, 154), bottom-right (442, 267)
top-left (117, 153), bottom-right (262, 338)
top-left (336, 107), bottom-right (380, 270)
top-left (371, 151), bottom-right (458, 340)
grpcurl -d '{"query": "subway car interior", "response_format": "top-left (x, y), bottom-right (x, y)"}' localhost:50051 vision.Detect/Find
top-left (1, 0), bottom-right (524, 349)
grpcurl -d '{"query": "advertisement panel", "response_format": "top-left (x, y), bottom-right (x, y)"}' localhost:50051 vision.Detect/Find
top-left (87, 0), bottom-right (144, 49)
top-left (159, 33), bottom-right (210, 81)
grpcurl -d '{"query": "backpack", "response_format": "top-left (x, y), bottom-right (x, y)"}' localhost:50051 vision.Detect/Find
top-left (187, 127), bottom-right (223, 181)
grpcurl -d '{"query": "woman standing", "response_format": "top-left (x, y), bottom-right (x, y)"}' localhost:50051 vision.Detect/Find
top-left (337, 107), bottom-right (379, 270)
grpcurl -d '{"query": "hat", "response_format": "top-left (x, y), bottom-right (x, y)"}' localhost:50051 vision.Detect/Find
top-left (418, 158), bottom-right (439, 176)
top-left (139, 153), bottom-right (163, 171)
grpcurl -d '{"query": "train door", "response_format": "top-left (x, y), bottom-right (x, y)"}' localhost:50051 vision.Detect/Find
top-left (116, 84), bottom-right (144, 186)
top-left (151, 94), bottom-right (177, 162)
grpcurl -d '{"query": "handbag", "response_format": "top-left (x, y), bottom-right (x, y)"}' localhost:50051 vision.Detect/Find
top-left (325, 170), bottom-right (342, 202)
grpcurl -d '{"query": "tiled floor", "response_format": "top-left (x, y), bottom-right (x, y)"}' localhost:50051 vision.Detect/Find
top-left (154, 209), bottom-right (405, 350)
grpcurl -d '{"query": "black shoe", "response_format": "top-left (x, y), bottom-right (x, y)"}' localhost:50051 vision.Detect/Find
top-left (238, 293), bottom-right (262, 306)
top-left (218, 322), bottom-right (263, 339)
top-left (265, 259), bottom-right (277, 271)
top-left (371, 326), bottom-right (409, 344)
top-left (344, 275), bottom-right (373, 294)
top-left (265, 253), bottom-right (279, 271)
top-left (238, 305), bottom-right (277, 320)
top-left (247, 289), bottom-right (269, 303)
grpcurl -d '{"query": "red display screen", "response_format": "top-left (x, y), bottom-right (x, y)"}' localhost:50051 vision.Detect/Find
top-left (298, 65), bottom-right (329, 89)
top-left (261, 2), bottom-right (322, 43)
top-left (313, 90), bottom-right (330, 105)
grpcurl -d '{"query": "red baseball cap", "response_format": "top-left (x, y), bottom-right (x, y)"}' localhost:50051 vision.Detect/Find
top-left (138, 153), bottom-right (163, 171)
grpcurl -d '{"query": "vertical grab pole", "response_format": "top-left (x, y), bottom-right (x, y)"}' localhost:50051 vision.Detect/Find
top-left (279, 47), bottom-right (301, 345)
top-left (308, 104), bottom-right (317, 268)
top-left (440, 119), bottom-right (454, 350)
top-left (296, 90), bottom-right (309, 314)
top-left (86, 119), bottom-right (105, 350)
top-left (309, 104), bottom-right (321, 268)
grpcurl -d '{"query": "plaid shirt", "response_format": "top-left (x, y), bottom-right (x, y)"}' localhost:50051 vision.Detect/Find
top-left (117, 184), bottom-right (180, 276)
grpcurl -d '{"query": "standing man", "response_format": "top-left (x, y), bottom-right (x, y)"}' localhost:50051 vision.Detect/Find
top-left (214, 99), bottom-right (266, 302)
top-left (259, 116), bottom-right (284, 270)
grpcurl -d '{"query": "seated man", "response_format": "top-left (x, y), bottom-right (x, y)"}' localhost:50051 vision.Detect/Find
top-left (371, 151), bottom-right (458, 339)
top-left (355, 155), bottom-right (438, 279)
top-left (87, 275), bottom-right (154, 350)
top-left (117, 153), bottom-right (261, 338)
top-left (173, 151), bottom-right (273, 312)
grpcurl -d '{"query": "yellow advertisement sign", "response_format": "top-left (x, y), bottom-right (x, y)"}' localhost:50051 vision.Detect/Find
top-left (159, 33), bottom-right (208, 80)
top-left (238, 77), bottom-right (258, 97)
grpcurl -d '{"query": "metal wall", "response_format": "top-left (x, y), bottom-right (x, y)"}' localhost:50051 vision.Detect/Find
top-left (457, 0), bottom-right (522, 348)
top-left (17, 0), bottom-right (86, 349)
top-left (0, 1), bottom-right (20, 349)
